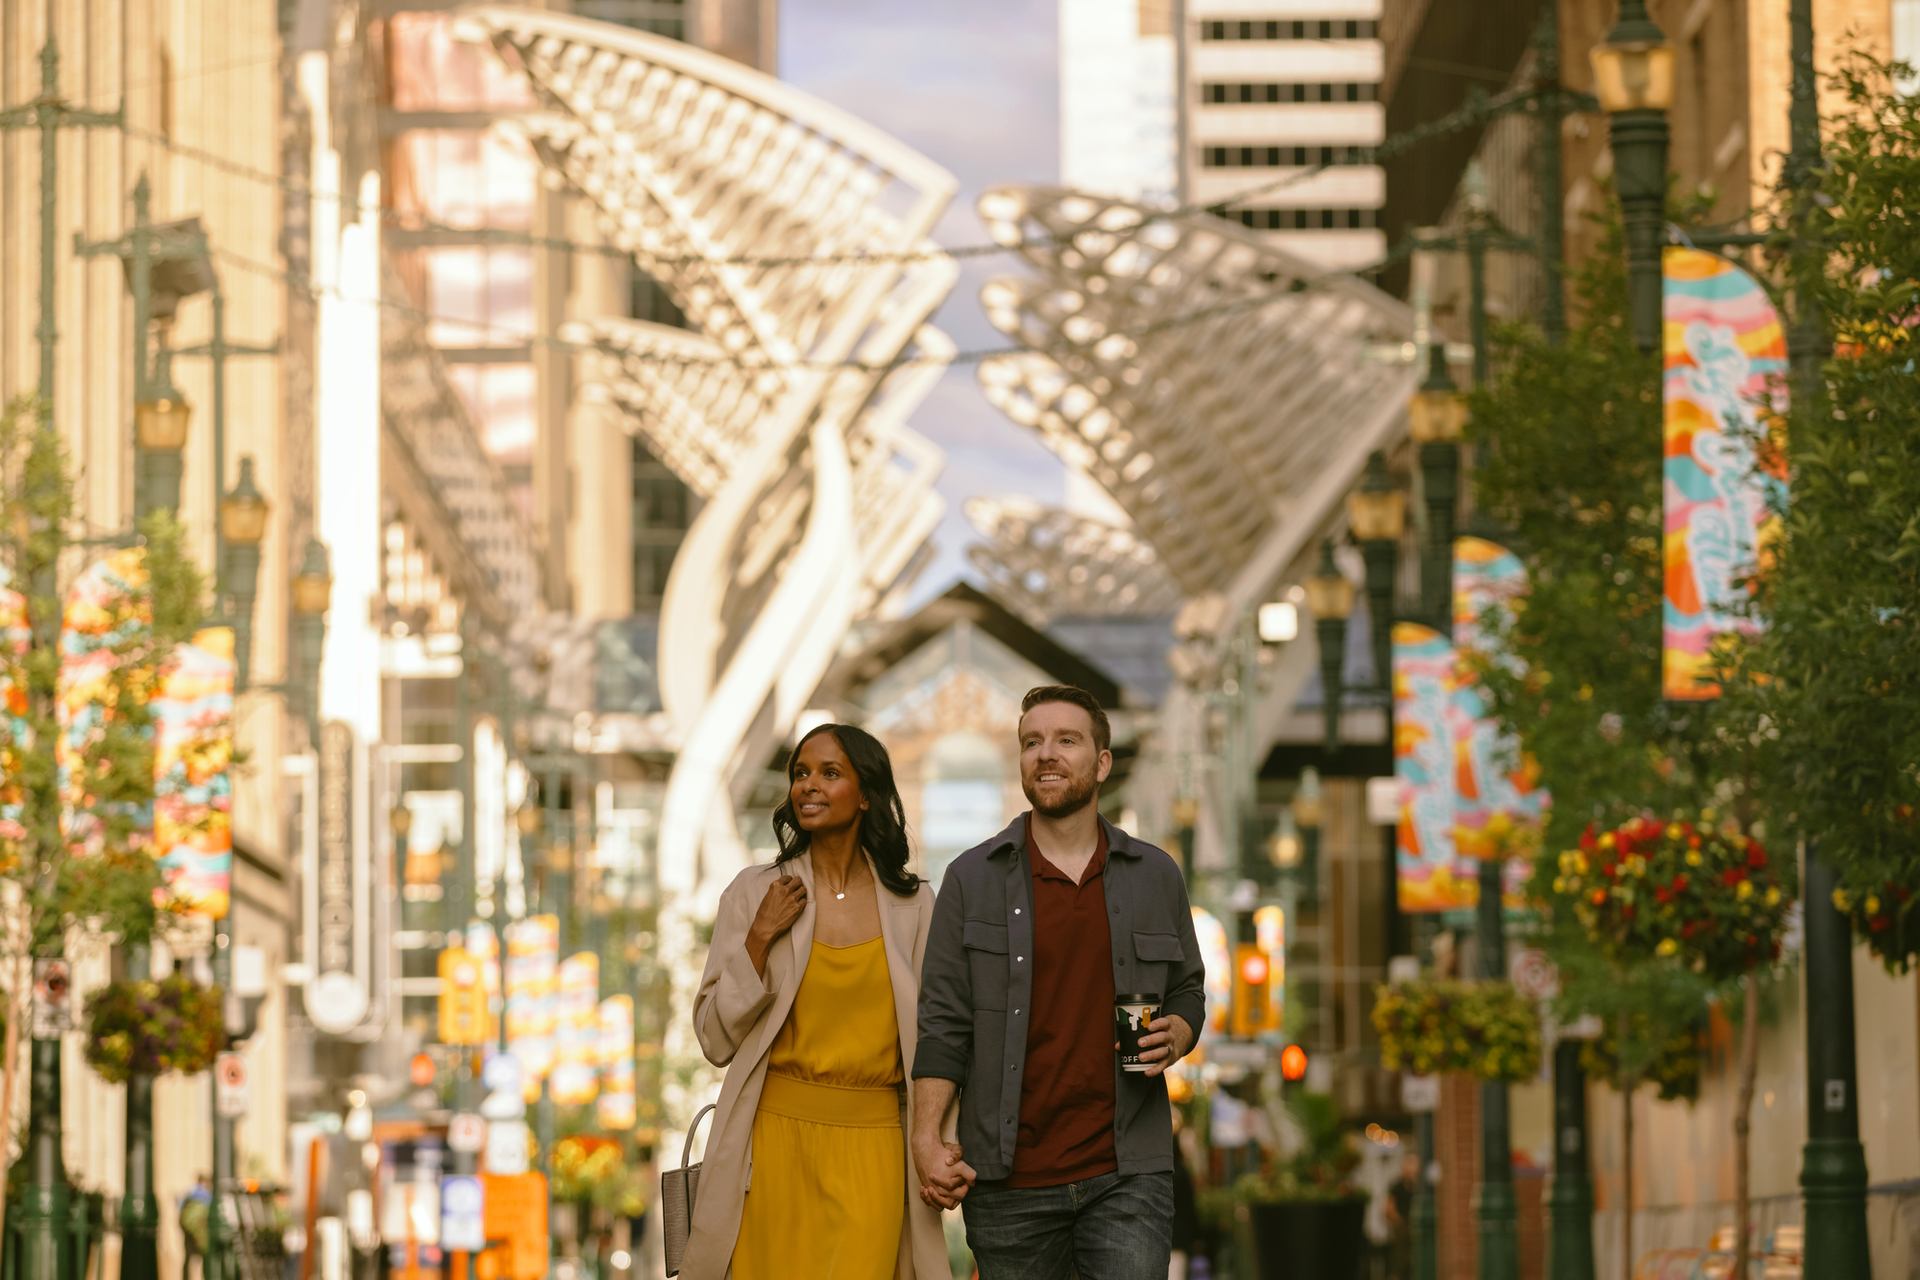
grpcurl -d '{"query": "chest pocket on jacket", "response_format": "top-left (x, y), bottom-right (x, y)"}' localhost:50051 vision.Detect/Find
top-left (1131, 931), bottom-right (1185, 1000)
top-left (964, 919), bottom-right (1010, 1011)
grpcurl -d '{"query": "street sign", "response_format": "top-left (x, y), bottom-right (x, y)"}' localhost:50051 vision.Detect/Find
top-left (215, 1051), bottom-right (249, 1119)
top-left (1401, 1073), bottom-right (1441, 1114)
top-left (439, 946), bottom-right (490, 1046)
top-left (484, 1117), bottom-right (530, 1177)
top-left (480, 1172), bottom-right (548, 1280)
top-left (1510, 946), bottom-right (1560, 1002)
top-left (31, 958), bottom-right (71, 1037)
top-left (441, 1175), bottom-right (486, 1254)
top-left (448, 1113), bottom-right (486, 1155)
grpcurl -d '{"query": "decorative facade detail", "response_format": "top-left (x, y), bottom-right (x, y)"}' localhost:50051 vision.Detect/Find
top-left (975, 186), bottom-right (1416, 609)
top-left (461, 9), bottom-right (958, 906)
top-left (964, 496), bottom-right (1180, 624)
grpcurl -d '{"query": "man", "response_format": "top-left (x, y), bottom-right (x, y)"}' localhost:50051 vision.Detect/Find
top-left (913, 685), bottom-right (1207, 1279)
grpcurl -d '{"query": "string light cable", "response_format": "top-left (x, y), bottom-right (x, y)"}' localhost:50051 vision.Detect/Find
top-left (113, 80), bottom-right (1551, 272)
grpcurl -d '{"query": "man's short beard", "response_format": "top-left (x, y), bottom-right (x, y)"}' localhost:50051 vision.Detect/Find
top-left (1025, 768), bottom-right (1099, 819)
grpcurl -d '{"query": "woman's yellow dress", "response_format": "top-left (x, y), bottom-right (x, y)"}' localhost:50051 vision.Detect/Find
top-left (731, 936), bottom-right (905, 1279)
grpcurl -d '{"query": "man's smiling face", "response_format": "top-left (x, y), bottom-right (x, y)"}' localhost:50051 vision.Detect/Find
top-left (1018, 699), bottom-right (1112, 819)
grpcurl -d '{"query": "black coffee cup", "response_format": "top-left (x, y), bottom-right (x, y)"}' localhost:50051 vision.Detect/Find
top-left (1115, 992), bottom-right (1161, 1073)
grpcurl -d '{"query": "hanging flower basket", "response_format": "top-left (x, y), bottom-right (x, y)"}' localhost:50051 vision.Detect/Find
top-left (1371, 978), bottom-right (1541, 1083)
top-left (1551, 813), bottom-right (1791, 982)
top-left (1577, 1016), bottom-right (1705, 1103)
top-left (83, 973), bottom-right (224, 1084)
top-left (1831, 879), bottom-right (1920, 971)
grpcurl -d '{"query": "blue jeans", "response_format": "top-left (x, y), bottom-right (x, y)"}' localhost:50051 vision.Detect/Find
top-left (963, 1170), bottom-right (1174, 1280)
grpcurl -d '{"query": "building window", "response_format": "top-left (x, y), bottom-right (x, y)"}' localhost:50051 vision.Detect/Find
top-left (1202, 145), bottom-right (1365, 168)
top-left (1202, 82), bottom-right (1375, 105)
top-left (1200, 18), bottom-right (1377, 40)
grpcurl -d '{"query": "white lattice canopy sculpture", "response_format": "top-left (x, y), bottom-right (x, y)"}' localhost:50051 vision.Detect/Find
top-left (976, 186), bottom-right (1417, 611)
top-left (463, 8), bottom-right (959, 901)
top-left (965, 496), bottom-right (1180, 625)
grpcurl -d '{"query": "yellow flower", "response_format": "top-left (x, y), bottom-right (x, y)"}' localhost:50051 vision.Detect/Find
top-left (1685, 850), bottom-right (1703, 868)
top-left (1656, 939), bottom-right (1679, 957)
top-left (1833, 887), bottom-right (1853, 913)
top-left (1626, 855), bottom-right (1647, 878)
top-left (1552, 877), bottom-right (1568, 895)
top-left (1764, 887), bottom-right (1781, 907)
top-left (1666, 823), bottom-right (1683, 840)
top-left (1599, 832), bottom-right (1616, 850)
top-left (1736, 880), bottom-right (1754, 901)
top-left (1865, 894), bottom-right (1882, 915)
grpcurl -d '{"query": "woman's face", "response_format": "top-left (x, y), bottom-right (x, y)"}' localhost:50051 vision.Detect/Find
top-left (789, 732), bottom-right (866, 835)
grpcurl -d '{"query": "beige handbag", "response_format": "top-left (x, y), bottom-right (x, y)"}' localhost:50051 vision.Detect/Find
top-left (661, 1103), bottom-right (717, 1277)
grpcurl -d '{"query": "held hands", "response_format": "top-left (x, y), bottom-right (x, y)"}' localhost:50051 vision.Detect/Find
top-left (911, 1130), bottom-right (976, 1210)
top-left (1126, 1013), bottom-right (1195, 1077)
top-left (744, 874), bottom-right (808, 976)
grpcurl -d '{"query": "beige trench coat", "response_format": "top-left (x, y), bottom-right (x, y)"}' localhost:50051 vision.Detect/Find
top-left (679, 854), bottom-right (950, 1280)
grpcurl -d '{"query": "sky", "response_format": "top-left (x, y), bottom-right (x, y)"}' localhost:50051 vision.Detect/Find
top-left (780, 0), bottom-right (1068, 597)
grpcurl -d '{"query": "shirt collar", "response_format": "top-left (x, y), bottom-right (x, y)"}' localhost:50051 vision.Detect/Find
top-left (1024, 813), bottom-right (1110, 883)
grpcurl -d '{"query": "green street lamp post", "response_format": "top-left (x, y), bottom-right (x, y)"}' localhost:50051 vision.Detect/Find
top-left (1347, 450), bottom-right (1405, 692)
top-left (1781, 0), bottom-right (1869, 1269)
top-left (289, 539), bottom-right (333, 733)
top-left (1592, 0), bottom-right (1675, 354)
top-left (1546, 1040), bottom-right (1597, 1280)
top-left (1408, 345), bottom-right (1465, 628)
top-left (1305, 539), bottom-right (1354, 753)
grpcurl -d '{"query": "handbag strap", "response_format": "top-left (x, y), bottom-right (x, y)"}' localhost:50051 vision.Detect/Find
top-left (681, 1103), bottom-right (717, 1168)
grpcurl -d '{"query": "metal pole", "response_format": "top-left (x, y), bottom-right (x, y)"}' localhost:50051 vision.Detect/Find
top-left (118, 944), bottom-right (161, 1280)
top-left (1412, 1112), bottom-right (1438, 1280)
top-left (1535, 1), bottom-right (1567, 345)
top-left (36, 43), bottom-right (59, 424)
top-left (1473, 855), bottom-right (1519, 1280)
top-left (207, 922), bottom-right (235, 1280)
top-left (1778, 1), bottom-right (1867, 1267)
top-left (210, 288), bottom-right (228, 596)
top-left (1546, 1040), bottom-right (1596, 1280)
top-left (1467, 220), bottom-right (1490, 389)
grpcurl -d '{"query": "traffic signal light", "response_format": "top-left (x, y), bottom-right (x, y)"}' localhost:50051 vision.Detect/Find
top-left (438, 946), bottom-right (491, 1046)
top-left (1280, 1043), bottom-right (1309, 1083)
top-left (1231, 943), bottom-right (1278, 1038)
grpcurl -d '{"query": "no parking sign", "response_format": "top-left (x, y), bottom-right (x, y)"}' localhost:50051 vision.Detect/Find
top-left (441, 1175), bottom-right (485, 1254)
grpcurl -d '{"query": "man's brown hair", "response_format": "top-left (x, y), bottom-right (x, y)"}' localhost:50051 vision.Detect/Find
top-left (1020, 684), bottom-right (1112, 754)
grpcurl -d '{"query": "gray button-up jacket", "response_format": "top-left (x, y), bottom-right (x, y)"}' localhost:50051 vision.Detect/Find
top-left (912, 813), bottom-right (1208, 1182)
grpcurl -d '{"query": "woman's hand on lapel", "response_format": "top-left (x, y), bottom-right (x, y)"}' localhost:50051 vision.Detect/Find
top-left (745, 872), bottom-right (808, 976)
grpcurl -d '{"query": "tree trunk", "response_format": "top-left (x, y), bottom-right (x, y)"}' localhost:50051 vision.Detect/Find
top-left (1732, 972), bottom-right (1762, 1279)
top-left (1622, 1075), bottom-right (1636, 1280)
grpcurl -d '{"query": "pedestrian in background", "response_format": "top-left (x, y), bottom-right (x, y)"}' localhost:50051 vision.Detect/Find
top-left (913, 685), bottom-right (1208, 1280)
top-left (680, 723), bottom-right (951, 1279)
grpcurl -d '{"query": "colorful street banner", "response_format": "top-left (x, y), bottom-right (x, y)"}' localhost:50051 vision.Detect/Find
top-left (1252, 904), bottom-right (1285, 1029)
top-left (1450, 539), bottom-right (1548, 866)
top-left (550, 951), bottom-right (600, 1107)
top-left (152, 627), bottom-right (235, 917)
top-left (58, 548), bottom-right (152, 855)
top-left (1190, 907), bottom-right (1231, 1036)
top-left (1395, 622), bottom-right (1473, 912)
top-left (1662, 246), bottom-right (1788, 700)
top-left (505, 914), bottom-right (559, 1091)
top-left (0, 568), bottom-right (32, 849)
top-left (596, 996), bottom-right (637, 1131)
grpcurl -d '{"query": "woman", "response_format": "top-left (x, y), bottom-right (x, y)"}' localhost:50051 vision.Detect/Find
top-left (680, 723), bottom-right (951, 1279)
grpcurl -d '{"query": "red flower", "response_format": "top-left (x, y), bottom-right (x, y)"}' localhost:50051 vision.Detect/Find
top-left (1746, 840), bottom-right (1768, 871)
top-left (1672, 875), bottom-right (1689, 895)
top-left (1621, 905), bottom-right (1636, 921)
top-left (1655, 885), bottom-right (1673, 905)
top-left (1722, 866), bottom-right (1747, 888)
top-left (1893, 884), bottom-right (1912, 903)
top-left (1579, 825), bottom-right (1597, 853)
top-left (1870, 915), bottom-right (1892, 934)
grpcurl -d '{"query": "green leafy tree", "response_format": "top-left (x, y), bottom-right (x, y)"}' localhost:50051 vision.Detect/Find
top-left (1732, 56), bottom-right (1920, 971)
top-left (0, 398), bottom-right (208, 1185)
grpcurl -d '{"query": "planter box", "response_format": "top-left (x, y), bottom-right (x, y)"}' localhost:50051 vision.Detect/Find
top-left (1241, 1198), bottom-right (1366, 1280)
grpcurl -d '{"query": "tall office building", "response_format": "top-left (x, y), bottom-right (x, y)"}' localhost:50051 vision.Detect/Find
top-left (1060, 0), bottom-right (1179, 204)
top-left (1179, 0), bottom-right (1387, 271)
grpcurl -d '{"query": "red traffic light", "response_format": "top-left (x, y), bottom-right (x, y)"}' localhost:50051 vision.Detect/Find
top-left (1280, 1043), bottom-right (1309, 1083)
top-left (1238, 951), bottom-right (1270, 986)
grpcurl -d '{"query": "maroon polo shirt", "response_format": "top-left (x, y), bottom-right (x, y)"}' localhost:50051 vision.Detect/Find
top-left (1009, 816), bottom-right (1118, 1188)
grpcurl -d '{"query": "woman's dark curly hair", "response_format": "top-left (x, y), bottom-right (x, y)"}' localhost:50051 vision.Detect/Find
top-left (772, 723), bottom-right (921, 898)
